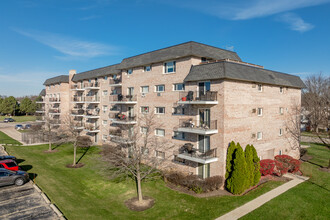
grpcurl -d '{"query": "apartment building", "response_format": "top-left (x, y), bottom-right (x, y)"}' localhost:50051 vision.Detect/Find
top-left (40, 41), bottom-right (305, 179)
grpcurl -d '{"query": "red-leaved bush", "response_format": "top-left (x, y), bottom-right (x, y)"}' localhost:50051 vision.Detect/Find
top-left (275, 155), bottom-right (301, 173)
top-left (260, 159), bottom-right (276, 176)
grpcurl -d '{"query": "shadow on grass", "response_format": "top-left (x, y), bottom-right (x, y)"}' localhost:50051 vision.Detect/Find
top-left (28, 173), bottom-right (38, 181)
top-left (76, 147), bottom-right (90, 164)
top-left (16, 159), bottom-right (25, 164)
top-left (20, 164), bottom-right (33, 171)
top-left (306, 179), bottom-right (330, 192)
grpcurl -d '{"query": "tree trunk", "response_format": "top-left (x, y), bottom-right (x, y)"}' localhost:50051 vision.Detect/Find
top-left (48, 140), bottom-right (52, 152)
top-left (136, 165), bottom-right (143, 202)
top-left (73, 144), bottom-right (77, 166)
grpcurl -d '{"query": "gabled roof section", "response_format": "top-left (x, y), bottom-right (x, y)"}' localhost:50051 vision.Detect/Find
top-left (43, 75), bottom-right (69, 86)
top-left (185, 61), bottom-right (305, 88)
top-left (119, 41), bottom-right (241, 69)
top-left (39, 89), bottom-right (46, 96)
top-left (72, 64), bottom-right (121, 82)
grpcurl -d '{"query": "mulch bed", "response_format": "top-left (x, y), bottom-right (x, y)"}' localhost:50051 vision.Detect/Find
top-left (43, 149), bottom-right (58, 154)
top-left (125, 196), bottom-right (155, 211)
top-left (66, 163), bottom-right (85, 168)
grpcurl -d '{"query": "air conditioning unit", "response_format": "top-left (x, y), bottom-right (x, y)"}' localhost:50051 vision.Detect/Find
top-left (252, 83), bottom-right (256, 88)
top-left (141, 93), bottom-right (146, 97)
top-left (157, 93), bottom-right (161, 96)
top-left (251, 133), bottom-right (256, 138)
top-left (252, 108), bottom-right (256, 113)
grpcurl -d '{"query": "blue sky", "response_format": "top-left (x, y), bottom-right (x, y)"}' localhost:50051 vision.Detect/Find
top-left (0, 0), bottom-right (329, 96)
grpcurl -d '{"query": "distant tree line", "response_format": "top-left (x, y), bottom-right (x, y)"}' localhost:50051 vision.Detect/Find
top-left (0, 95), bottom-right (41, 116)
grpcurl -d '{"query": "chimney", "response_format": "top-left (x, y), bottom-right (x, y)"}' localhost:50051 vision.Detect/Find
top-left (69, 69), bottom-right (76, 82)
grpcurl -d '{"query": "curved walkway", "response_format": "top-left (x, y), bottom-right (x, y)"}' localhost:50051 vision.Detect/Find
top-left (216, 174), bottom-right (309, 220)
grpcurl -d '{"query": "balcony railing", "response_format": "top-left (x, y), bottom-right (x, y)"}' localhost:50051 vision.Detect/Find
top-left (83, 82), bottom-right (100, 89)
top-left (72, 97), bottom-right (85, 102)
top-left (109, 113), bottom-right (136, 123)
top-left (178, 91), bottom-right (218, 103)
top-left (49, 109), bottom-right (61, 114)
top-left (49, 98), bottom-right (61, 102)
top-left (85, 110), bottom-right (100, 117)
top-left (71, 84), bottom-right (84, 90)
top-left (109, 94), bottom-right (137, 102)
top-left (178, 119), bottom-right (218, 135)
top-left (36, 108), bottom-right (45, 112)
top-left (84, 125), bottom-right (100, 132)
top-left (71, 109), bottom-right (84, 115)
top-left (85, 96), bottom-right (100, 102)
top-left (177, 144), bottom-right (218, 164)
top-left (109, 78), bottom-right (122, 85)
top-left (36, 99), bottom-right (45, 103)
top-left (50, 120), bottom-right (61, 125)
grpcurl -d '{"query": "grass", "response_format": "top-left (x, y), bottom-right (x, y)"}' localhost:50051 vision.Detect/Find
top-left (5, 143), bottom-right (284, 220)
top-left (0, 115), bottom-right (36, 122)
top-left (0, 131), bottom-right (22, 145)
top-left (301, 131), bottom-right (328, 138)
top-left (241, 143), bottom-right (330, 220)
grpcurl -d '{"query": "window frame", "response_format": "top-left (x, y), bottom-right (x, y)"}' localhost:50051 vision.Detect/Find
top-left (127, 69), bottom-right (133, 75)
top-left (164, 61), bottom-right (176, 74)
top-left (156, 151), bottom-right (165, 159)
top-left (141, 86), bottom-right (149, 94)
top-left (144, 65), bottom-right (152, 72)
top-left (103, 90), bottom-right (108, 96)
top-left (257, 108), bottom-right (263, 116)
top-left (173, 83), bottom-right (185, 91)
top-left (140, 106), bottom-right (149, 114)
top-left (258, 84), bottom-right (263, 92)
top-left (155, 107), bottom-right (165, 114)
top-left (155, 128), bottom-right (165, 137)
top-left (155, 84), bottom-right (165, 92)
top-left (257, 132), bottom-right (263, 140)
top-left (140, 127), bottom-right (148, 134)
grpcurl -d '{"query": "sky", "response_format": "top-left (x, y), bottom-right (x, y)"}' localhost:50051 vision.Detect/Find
top-left (0, 0), bottom-right (329, 96)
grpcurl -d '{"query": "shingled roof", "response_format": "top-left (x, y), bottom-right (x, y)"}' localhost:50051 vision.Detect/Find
top-left (72, 64), bottom-right (121, 82)
top-left (119, 41), bottom-right (241, 69)
top-left (39, 89), bottom-right (46, 96)
top-left (43, 75), bottom-right (69, 86)
top-left (185, 61), bottom-right (305, 88)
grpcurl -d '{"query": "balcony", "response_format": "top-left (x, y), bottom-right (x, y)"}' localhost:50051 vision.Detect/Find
top-left (109, 129), bottom-right (134, 144)
top-left (36, 99), bottom-right (45, 104)
top-left (73, 122), bottom-right (84, 130)
top-left (71, 109), bottom-right (85, 117)
top-left (84, 82), bottom-right (100, 90)
top-left (176, 143), bottom-right (218, 164)
top-left (177, 119), bottom-right (218, 135)
top-left (36, 108), bottom-right (45, 113)
top-left (71, 84), bottom-right (85, 91)
top-left (71, 97), bottom-right (85, 103)
top-left (109, 78), bottom-right (122, 87)
top-left (49, 98), bottom-right (61, 103)
top-left (84, 110), bottom-right (100, 119)
top-left (109, 94), bottom-right (137, 104)
top-left (178, 91), bottom-right (218, 104)
top-left (49, 109), bottom-right (61, 115)
top-left (109, 113), bottom-right (137, 125)
top-left (85, 96), bottom-right (100, 103)
top-left (50, 120), bottom-right (61, 125)
top-left (84, 125), bottom-right (100, 133)
top-left (35, 116), bottom-right (45, 123)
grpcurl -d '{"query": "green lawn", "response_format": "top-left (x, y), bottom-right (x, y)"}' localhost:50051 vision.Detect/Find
top-left (0, 115), bottom-right (36, 122)
top-left (0, 131), bottom-right (22, 145)
top-left (5, 143), bottom-right (284, 220)
top-left (241, 143), bottom-right (330, 220)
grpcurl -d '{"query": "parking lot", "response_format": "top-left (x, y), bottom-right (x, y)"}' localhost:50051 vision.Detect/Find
top-left (0, 144), bottom-right (62, 219)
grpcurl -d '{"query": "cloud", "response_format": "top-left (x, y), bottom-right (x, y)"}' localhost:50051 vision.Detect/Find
top-left (168, 0), bottom-right (330, 20)
top-left (225, 45), bottom-right (234, 52)
top-left (278, 13), bottom-right (314, 32)
top-left (13, 28), bottom-right (116, 59)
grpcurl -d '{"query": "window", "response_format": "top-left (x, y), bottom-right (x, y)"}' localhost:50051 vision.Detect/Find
top-left (141, 86), bottom-right (149, 93)
top-left (144, 65), bottom-right (152, 72)
top-left (279, 128), bottom-right (283, 136)
top-left (155, 128), bottom-right (165, 137)
top-left (174, 83), bottom-right (185, 91)
top-left (103, 90), bottom-right (108, 96)
top-left (102, 105), bottom-right (108, 113)
top-left (156, 151), bottom-right (165, 159)
top-left (104, 76), bottom-right (108, 80)
top-left (141, 106), bottom-right (149, 114)
top-left (127, 69), bottom-right (133, 75)
top-left (6, 162), bottom-right (17, 168)
top-left (173, 131), bottom-right (185, 140)
top-left (140, 127), bottom-right (148, 134)
top-left (257, 132), bottom-right (263, 140)
top-left (280, 87), bottom-right (283, 93)
top-left (102, 120), bottom-right (107, 125)
top-left (257, 108), bottom-right (263, 116)
top-left (164, 61), bottom-right (176, 73)
top-left (155, 107), bottom-right (165, 114)
top-left (279, 107), bottom-right (284, 115)
top-left (258, 84), bottom-right (263, 92)
top-left (141, 147), bottom-right (149, 155)
top-left (279, 150), bottom-right (282, 155)
top-left (102, 134), bottom-right (107, 140)
top-left (155, 85), bottom-right (165, 92)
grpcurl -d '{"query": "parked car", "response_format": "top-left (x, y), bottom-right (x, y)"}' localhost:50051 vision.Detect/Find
top-left (24, 124), bottom-right (32, 129)
top-left (0, 155), bottom-right (16, 161)
top-left (15, 124), bottom-right (24, 130)
top-left (0, 168), bottom-right (29, 186)
top-left (3, 118), bottom-right (15, 123)
top-left (0, 159), bottom-right (19, 171)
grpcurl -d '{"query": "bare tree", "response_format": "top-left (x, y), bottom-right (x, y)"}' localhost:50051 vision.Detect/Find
top-left (62, 115), bottom-right (92, 166)
top-left (102, 112), bottom-right (175, 205)
top-left (302, 73), bottom-right (330, 149)
top-left (285, 100), bottom-right (302, 151)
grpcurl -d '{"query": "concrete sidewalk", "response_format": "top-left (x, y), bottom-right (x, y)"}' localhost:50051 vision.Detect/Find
top-left (216, 174), bottom-right (309, 220)
top-left (0, 127), bottom-right (47, 146)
